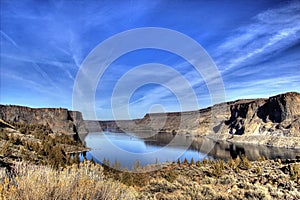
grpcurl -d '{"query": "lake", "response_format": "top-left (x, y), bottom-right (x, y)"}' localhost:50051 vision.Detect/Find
top-left (83, 131), bottom-right (300, 170)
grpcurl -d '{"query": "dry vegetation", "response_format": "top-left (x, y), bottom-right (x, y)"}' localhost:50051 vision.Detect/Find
top-left (134, 157), bottom-right (300, 199)
top-left (0, 122), bottom-right (87, 168)
top-left (1, 120), bottom-right (300, 199)
top-left (1, 157), bottom-right (299, 199)
top-left (0, 161), bottom-right (137, 200)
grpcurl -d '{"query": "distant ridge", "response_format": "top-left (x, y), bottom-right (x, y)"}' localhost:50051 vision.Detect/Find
top-left (1, 92), bottom-right (299, 148)
top-left (85, 91), bottom-right (300, 148)
top-left (0, 105), bottom-right (88, 135)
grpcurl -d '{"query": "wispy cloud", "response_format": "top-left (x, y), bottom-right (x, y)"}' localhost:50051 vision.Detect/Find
top-left (121, 1), bottom-right (300, 115)
top-left (1, 0), bottom-right (299, 119)
top-left (0, 30), bottom-right (19, 48)
top-left (214, 1), bottom-right (300, 72)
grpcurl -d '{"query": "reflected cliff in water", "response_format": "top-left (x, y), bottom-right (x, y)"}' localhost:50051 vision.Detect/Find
top-left (143, 132), bottom-right (300, 161)
top-left (83, 131), bottom-right (300, 169)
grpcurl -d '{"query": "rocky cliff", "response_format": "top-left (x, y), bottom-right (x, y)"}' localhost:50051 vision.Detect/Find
top-left (86, 92), bottom-right (300, 147)
top-left (0, 105), bottom-right (88, 135)
top-left (223, 92), bottom-right (300, 137)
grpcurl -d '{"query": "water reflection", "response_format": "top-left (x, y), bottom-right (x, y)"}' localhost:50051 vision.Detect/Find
top-left (84, 131), bottom-right (300, 169)
top-left (191, 137), bottom-right (300, 161)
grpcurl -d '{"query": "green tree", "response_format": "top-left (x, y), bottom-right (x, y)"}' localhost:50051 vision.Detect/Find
top-left (177, 158), bottom-right (181, 165)
top-left (190, 158), bottom-right (195, 166)
top-left (183, 158), bottom-right (189, 165)
top-left (49, 146), bottom-right (66, 168)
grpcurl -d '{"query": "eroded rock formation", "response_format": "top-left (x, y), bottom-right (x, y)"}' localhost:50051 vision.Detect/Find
top-left (88, 92), bottom-right (300, 139)
top-left (0, 105), bottom-right (88, 135)
top-left (224, 92), bottom-right (300, 137)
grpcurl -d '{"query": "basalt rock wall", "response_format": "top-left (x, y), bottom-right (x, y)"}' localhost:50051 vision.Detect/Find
top-left (0, 105), bottom-right (88, 135)
top-left (87, 92), bottom-right (300, 138)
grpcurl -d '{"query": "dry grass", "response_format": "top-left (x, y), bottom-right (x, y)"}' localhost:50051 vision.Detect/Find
top-left (210, 160), bottom-right (225, 177)
top-left (290, 163), bottom-right (300, 183)
top-left (1, 145), bottom-right (300, 200)
top-left (138, 158), bottom-right (300, 199)
top-left (0, 161), bottom-right (137, 200)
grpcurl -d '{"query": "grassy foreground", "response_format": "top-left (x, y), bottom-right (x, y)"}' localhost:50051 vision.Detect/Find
top-left (0, 161), bottom-right (137, 200)
top-left (1, 157), bottom-right (300, 200)
top-left (1, 121), bottom-right (299, 199)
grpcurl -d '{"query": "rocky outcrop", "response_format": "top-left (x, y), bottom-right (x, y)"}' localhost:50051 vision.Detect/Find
top-left (223, 92), bottom-right (300, 137)
top-left (86, 92), bottom-right (300, 147)
top-left (0, 119), bottom-right (15, 129)
top-left (0, 105), bottom-right (88, 135)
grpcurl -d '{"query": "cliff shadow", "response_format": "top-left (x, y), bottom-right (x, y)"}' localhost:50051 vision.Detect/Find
top-left (224, 104), bottom-right (249, 135)
top-left (257, 99), bottom-right (286, 123)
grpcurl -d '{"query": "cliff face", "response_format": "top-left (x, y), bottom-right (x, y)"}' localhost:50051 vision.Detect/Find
top-left (223, 92), bottom-right (300, 137)
top-left (88, 92), bottom-right (300, 138)
top-left (0, 105), bottom-right (88, 135)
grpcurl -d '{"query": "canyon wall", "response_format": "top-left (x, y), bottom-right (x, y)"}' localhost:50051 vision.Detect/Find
top-left (0, 105), bottom-right (88, 135)
top-left (0, 92), bottom-right (298, 147)
top-left (87, 92), bottom-right (300, 138)
top-left (223, 92), bottom-right (300, 137)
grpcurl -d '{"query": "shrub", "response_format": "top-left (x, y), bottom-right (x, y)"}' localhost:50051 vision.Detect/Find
top-left (0, 141), bottom-right (12, 157)
top-left (257, 156), bottom-right (266, 162)
top-left (190, 158), bottom-right (195, 166)
top-left (119, 172), bottom-right (149, 187)
top-left (255, 166), bottom-right (262, 174)
top-left (227, 158), bottom-right (237, 170)
top-left (164, 170), bottom-right (177, 183)
top-left (290, 164), bottom-right (300, 182)
top-left (211, 160), bottom-right (225, 177)
top-left (0, 161), bottom-right (137, 200)
top-left (239, 155), bottom-right (252, 170)
top-left (183, 158), bottom-right (189, 165)
top-left (9, 135), bottom-right (22, 145)
top-left (0, 131), bottom-right (8, 140)
top-left (228, 156), bottom-right (252, 171)
top-left (202, 159), bottom-right (208, 165)
top-left (177, 158), bottom-right (181, 165)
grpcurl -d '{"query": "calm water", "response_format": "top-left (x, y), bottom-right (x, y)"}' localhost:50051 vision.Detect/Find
top-left (83, 131), bottom-right (300, 169)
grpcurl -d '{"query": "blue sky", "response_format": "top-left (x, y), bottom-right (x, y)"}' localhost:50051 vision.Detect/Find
top-left (1, 0), bottom-right (300, 120)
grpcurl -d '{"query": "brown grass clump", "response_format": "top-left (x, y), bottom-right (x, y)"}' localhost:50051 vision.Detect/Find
top-left (0, 161), bottom-right (137, 200)
top-left (227, 155), bottom-right (252, 171)
top-left (239, 155), bottom-right (252, 170)
top-left (0, 141), bottom-right (12, 157)
top-left (163, 169), bottom-right (177, 183)
top-left (118, 171), bottom-right (150, 187)
top-left (227, 157), bottom-right (237, 170)
top-left (211, 160), bottom-right (225, 177)
top-left (290, 163), bottom-right (300, 183)
top-left (183, 158), bottom-right (189, 165)
top-left (257, 155), bottom-right (266, 161)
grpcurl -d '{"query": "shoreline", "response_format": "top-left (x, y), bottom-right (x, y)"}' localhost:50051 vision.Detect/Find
top-left (204, 134), bottom-right (300, 150)
top-left (83, 130), bottom-right (300, 150)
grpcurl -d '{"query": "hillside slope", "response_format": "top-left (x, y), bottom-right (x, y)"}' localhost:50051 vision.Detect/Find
top-left (0, 105), bottom-right (88, 135)
top-left (86, 92), bottom-right (300, 147)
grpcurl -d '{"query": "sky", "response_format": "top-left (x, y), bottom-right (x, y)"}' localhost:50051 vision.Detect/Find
top-left (1, 0), bottom-right (300, 120)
